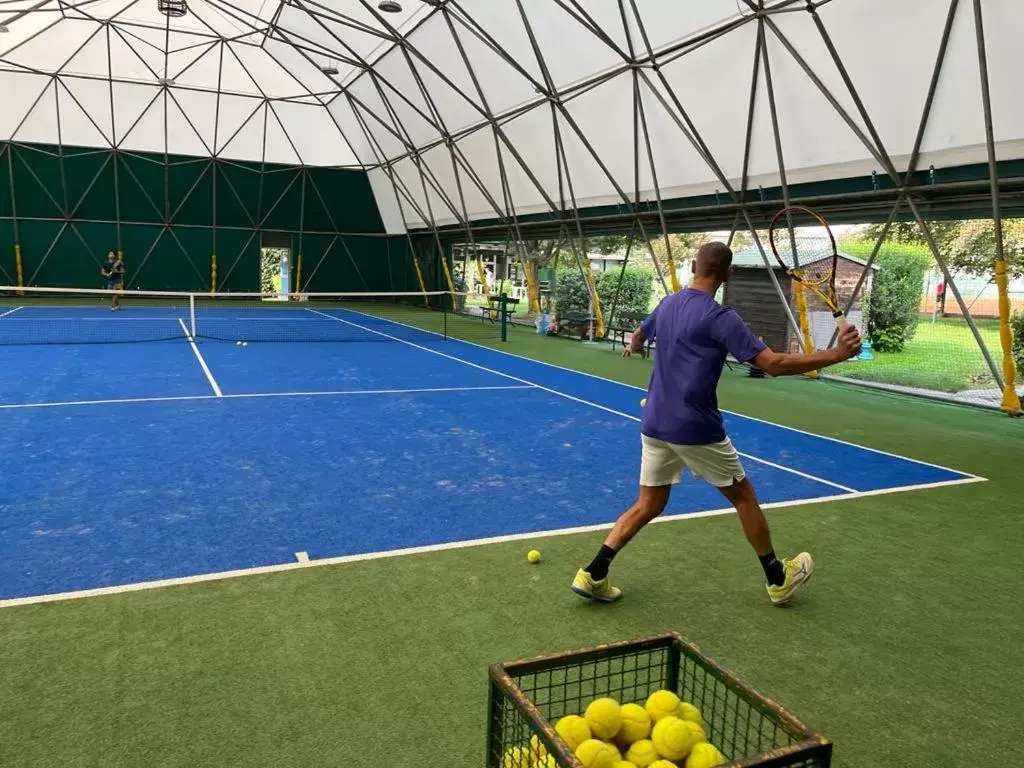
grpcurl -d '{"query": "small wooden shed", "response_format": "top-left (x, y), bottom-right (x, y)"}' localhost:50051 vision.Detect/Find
top-left (721, 248), bottom-right (876, 352)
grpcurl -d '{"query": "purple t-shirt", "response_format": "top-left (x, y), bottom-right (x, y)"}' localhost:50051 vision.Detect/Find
top-left (640, 288), bottom-right (766, 445)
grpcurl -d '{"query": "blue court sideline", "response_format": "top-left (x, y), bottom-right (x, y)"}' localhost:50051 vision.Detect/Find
top-left (0, 307), bottom-right (980, 604)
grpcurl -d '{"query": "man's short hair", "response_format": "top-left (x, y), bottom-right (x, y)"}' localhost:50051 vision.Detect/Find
top-left (694, 241), bottom-right (733, 280)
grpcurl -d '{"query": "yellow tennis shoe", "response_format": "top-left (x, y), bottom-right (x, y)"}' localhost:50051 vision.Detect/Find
top-left (766, 552), bottom-right (814, 605)
top-left (570, 568), bottom-right (622, 602)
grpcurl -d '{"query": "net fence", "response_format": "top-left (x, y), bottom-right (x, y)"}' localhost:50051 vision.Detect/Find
top-left (0, 286), bottom-right (507, 346)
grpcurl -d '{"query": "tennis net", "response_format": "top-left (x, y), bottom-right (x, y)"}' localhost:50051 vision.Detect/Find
top-left (0, 286), bottom-right (504, 345)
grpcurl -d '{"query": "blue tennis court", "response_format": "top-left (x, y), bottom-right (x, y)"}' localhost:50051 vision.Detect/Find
top-left (0, 303), bottom-right (982, 605)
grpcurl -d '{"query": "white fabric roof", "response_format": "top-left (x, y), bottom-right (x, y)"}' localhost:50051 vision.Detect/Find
top-left (1, 0), bottom-right (1022, 234)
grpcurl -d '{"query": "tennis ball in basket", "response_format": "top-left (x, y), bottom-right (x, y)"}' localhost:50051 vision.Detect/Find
top-left (500, 745), bottom-right (531, 768)
top-left (644, 690), bottom-right (681, 723)
top-left (625, 739), bottom-right (659, 767)
top-left (584, 697), bottom-right (622, 740)
top-left (615, 703), bottom-right (651, 746)
top-left (612, 762), bottom-right (639, 768)
top-left (648, 761), bottom-right (678, 768)
top-left (651, 717), bottom-right (705, 762)
top-left (575, 739), bottom-right (621, 768)
top-left (677, 701), bottom-right (705, 729)
top-left (685, 742), bottom-right (727, 768)
top-left (528, 733), bottom-right (548, 760)
top-left (555, 714), bottom-right (592, 750)
top-left (527, 549), bottom-right (541, 564)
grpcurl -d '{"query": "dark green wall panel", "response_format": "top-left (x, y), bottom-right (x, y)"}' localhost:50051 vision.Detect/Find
top-left (68, 153), bottom-right (116, 221)
top-left (215, 229), bottom-right (259, 293)
top-left (0, 219), bottom-right (13, 284)
top-left (217, 163), bottom-right (260, 229)
top-left (118, 155), bottom-right (166, 223)
top-left (0, 140), bottom-right (414, 294)
top-left (307, 168), bottom-right (384, 232)
top-left (168, 161), bottom-right (213, 227)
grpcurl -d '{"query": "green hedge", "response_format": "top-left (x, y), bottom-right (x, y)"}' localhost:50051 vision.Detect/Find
top-left (554, 268), bottom-right (592, 318)
top-left (554, 266), bottom-right (654, 328)
top-left (1012, 310), bottom-right (1024, 378)
top-left (597, 267), bottom-right (654, 327)
top-left (844, 241), bottom-right (931, 353)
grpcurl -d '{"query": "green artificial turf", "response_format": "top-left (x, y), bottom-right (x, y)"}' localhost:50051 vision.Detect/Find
top-left (832, 316), bottom-right (1008, 393)
top-left (1, 330), bottom-right (1022, 768)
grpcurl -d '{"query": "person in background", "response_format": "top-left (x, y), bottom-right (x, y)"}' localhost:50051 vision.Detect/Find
top-left (101, 250), bottom-right (125, 311)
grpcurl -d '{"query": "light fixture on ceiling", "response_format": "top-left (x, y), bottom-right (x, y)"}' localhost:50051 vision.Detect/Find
top-left (321, 64), bottom-right (339, 76)
top-left (378, 0), bottom-right (402, 12)
top-left (157, 0), bottom-right (188, 17)
top-left (158, 77), bottom-right (176, 86)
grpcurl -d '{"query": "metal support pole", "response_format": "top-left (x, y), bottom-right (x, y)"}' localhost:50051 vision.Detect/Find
top-left (972, 0), bottom-right (1021, 412)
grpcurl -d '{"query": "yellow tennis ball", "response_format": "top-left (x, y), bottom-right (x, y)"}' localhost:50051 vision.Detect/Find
top-left (625, 739), bottom-right (659, 767)
top-left (527, 549), bottom-right (541, 564)
top-left (644, 690), bottom-right (681, 723)
top-left (613, 762), bottom-right (639, 768)
top-left (575, 739), bottom-right (621, 768)
top-left (585, 697), bottom-right (622, 740)
top-left (528, 733), bottom-right (548, 760)
top-left (500, 745), bottom-right (531, 768)
top-left (677, 701), bottom-right (705, 729)
top-left (555, 714), bottom-right (592, 751)
top-left (640, 398), bottom-right (647, 407)
top-left (651, 717), bottom-right (705, 762)
top-left (649, 761), bottom-right (678, 768)
top-left (685, 742), bottom-right (727, 768)
top-left (615, 703), bottom-right (651, 746)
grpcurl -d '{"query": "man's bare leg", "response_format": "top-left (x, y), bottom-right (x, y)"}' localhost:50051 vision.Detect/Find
top-left (574, 485), bottom-right (671, 593)
top-left (716, 477), bottom-right (814, 602)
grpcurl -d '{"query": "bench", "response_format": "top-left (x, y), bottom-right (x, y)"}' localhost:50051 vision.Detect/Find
top-left (555, 311), bottom-right (597, 341)
top-left (478, 295), bottom-right (520, 324)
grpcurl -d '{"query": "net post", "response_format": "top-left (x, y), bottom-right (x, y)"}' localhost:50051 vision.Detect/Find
top-left (500, 292), bottom-right (508, 342)
top-left (14, 243), bottom-right (24, 296)
top-left (995, 259), bottom-right (1022, 414)
top-left (189, 293), bottom-right (197, 338)
top-left (793, 279), bottom-right (819, 379)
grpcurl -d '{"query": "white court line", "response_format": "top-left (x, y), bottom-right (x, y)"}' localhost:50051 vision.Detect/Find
top-left (0, 385), bottom-right (533, 411)
top-left (178, 318), bottom-right (222, 398)
top-left (0, 306), bottom-right (24, 318)
top-left (340, 307), bottom-right (983, 480)
top-left (0, 474), bottom-right (985, 610)
top-left (295, 551), bottom-right (310, 564)
top-left (308, 308), bottom-right (858, 493)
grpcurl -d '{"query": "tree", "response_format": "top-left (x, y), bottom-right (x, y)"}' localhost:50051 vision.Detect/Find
top-left (946, 219), bottom-right (1024, 279)
top-left (860, 218), bottom-right (1024, 279)
top-left (589, 234), bottom-right (631, 255)
top-left (859, 243), bottom-right (932, 353)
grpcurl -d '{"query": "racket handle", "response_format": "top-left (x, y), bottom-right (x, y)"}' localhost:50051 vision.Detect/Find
top-left (832, 310), bottom-right (847, 330)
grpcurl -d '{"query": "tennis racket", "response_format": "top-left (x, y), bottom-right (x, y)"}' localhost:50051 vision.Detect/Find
top-left (768, 206), bottom-right (846, 330)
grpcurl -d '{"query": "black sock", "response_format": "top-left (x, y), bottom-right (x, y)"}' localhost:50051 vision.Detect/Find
top-left (759, 550), bottom-right (785, 587)
top-left (585, 545), bottom-right (618, 581)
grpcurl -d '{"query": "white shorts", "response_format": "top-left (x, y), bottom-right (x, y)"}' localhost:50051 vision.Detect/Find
top-left (639, 435), bottom-right (746, 488)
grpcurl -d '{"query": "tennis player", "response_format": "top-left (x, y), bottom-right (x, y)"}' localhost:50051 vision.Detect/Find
top-left (101, 250), bottom-right (124, 310)
top-left (571, 241), bottom-right (862, 606)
